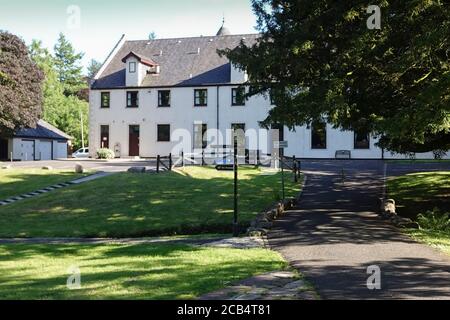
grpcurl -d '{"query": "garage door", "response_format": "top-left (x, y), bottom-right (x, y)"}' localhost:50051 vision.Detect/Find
top-left (56, 142), bottom-right (67, 159)
top-left (21, 140), bottom-right (35, 161)
top-left (38, 141), bottom-right (52, 160)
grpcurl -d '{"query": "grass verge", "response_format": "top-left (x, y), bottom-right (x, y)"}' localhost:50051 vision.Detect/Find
top-left (0, 166), bottom-right (301, 238)
top-left (0, 243), bottom-right (287, 300)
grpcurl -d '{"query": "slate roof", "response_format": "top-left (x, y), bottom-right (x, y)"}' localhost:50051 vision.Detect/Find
top-left (92, 34), bottom-right (259, 89)
top-left (14, 120), bottom-right (72, 141)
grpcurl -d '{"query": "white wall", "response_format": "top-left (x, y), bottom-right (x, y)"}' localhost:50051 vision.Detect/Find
top-left (284, 125), bottom-right (382, 159)
top-left (125, 57), bottom-right (149, 87)
top-left (90, 87), bottom-right (449, 160)
top-left (230, 64), bottom-right (247, 83)
top-left (11, 138), bottom-right (68, 161)
top-left (89, 86), bottom-right (272, 158)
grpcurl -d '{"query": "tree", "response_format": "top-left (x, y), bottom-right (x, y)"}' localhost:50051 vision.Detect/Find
top-left (148, 32), bottom-right (157, 40)
top-left (0, 31), bottom-right (44, 137)
top-left (221, 0), bottom-right (450, 153)
top-left (30, 40), bottom-right (88, 150)
top-left (87, 59), bottom-right (102, 79)
top-left (54, 33), bottom-right (86, 96)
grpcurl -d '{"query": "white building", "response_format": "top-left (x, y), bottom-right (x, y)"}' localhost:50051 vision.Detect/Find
top-left (0, 120), bottom-right (71, 161)
top-left (89, 26), bottom-right (447, 160)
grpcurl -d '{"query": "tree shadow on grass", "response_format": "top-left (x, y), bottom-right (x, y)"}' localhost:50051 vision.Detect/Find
top-left (0, 167), bottom-right (299, 238)
top-left (0, 243), bottom-right (285, 300)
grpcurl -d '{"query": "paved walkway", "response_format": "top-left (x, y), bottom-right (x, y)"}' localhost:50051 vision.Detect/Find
top-left (268, 160), bottom-right (450, 300)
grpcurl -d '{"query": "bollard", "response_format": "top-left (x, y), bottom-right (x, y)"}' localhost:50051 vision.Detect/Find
top-left (169, 153), bottom-right (172, 171)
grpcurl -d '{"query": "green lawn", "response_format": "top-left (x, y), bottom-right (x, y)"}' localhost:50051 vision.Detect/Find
top-left (0, 166), bottom-right (301, 238)
top-left (405, 229), bottom-right (450, 256)
top-left (388, 171), bottom-right (450, 256)
top-left (387, 171), bottom-right (450, 219)
top-left (0, 168), bottom-right (89, 200)
top-left (0, 242), bottom-right (287, 300)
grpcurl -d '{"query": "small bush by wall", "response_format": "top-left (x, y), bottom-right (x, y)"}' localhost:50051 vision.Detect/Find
top-left (96, 148), bottom-right (115, 160)
top-left (417, 208), bottom-right (450, 232)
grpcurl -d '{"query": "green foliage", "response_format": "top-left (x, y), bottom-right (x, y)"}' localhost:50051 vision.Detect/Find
top-left (87, 59), bottom-right (102, 79)
top-left (96, 148), bottom-right (115, 159)
top-left (417, 208), bottom-right (450, 232)
top-left (53, 33), bottom-right (86, 97)
top-left (222, 0), bottom-right (450, 153)
top-left (0, 31), bottom-right (44, 136)
top-left (30, 39), bottom-right (88, 150)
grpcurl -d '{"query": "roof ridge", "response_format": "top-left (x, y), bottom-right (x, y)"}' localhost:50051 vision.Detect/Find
top-left (125, 33), bottom-right (260, 42)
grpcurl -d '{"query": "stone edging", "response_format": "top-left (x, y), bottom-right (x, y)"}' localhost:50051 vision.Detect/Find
top-left (247, 176), bottom-right (307, 237)
top-left (0, 172), bottom-right (107, 206)
top-left (199, 270), bottom-right (317, 300)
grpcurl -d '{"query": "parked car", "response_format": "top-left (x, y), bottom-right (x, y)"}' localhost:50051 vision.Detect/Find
top-left (72, 148), bottom-right (89, 158)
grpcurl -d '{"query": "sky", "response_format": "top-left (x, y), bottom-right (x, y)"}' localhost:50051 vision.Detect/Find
top-left (0, 0), bottom-right (258, 71)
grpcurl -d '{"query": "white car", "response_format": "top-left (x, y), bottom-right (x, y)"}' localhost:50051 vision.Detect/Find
top-left (72, 148), bottom-right (90, 158)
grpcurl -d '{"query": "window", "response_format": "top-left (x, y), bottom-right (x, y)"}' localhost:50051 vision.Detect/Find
top-left (157, 124), bottom-right (171, 142)
top-left (354, 130), bottom-right (370, 149)
top-left (311, 121), bottom-right (327, 149)
top-left (194, 89), bottom-right (208, 107)
top-left (158, 90), bottom-right (171, 107)
top-left (101, 92), bottom-right (110, 108)
top-left (232, 88), bottom-right (245, 106)
top-left (100, 125), bottom-right (109, 149)
top-left (194, 123), bottom-right (208, 149)
top-left (126, 91), bottom-right (139, 108)
top-left (129, 62), bottom-right (136, 73)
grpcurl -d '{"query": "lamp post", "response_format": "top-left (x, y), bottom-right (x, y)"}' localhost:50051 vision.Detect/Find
top-left (79, 106), bottom-right (85, 149)
top-left (233, 136), bottom-right (239, 237)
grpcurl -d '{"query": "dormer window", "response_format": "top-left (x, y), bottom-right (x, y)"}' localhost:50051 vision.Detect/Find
top-left (129, 62), bottom-right (136, 73)
top-left (122, 51), bottom-right (158, 87)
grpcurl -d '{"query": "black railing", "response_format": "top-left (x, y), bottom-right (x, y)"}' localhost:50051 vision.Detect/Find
top-left (156, 153), bottom-right (172, 173)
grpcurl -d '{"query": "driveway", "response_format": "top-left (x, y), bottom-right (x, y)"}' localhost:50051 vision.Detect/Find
top-left (0, 158), bottom-right (158, 173)
top-left (268, 160), bottom-right (450, 299)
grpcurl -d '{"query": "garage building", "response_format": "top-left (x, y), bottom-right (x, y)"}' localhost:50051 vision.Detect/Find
top-left (0, 120), bottom-right (72, 161)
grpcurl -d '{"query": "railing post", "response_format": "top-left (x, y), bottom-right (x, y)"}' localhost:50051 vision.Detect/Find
top-left (181, 150), bottom-right (184, 167)
top-left (293, 155), bottom-right (297, 182)
top-left (157, 155), bottom-right (160, 173)
top-left (169, 153), bottom-right (172, 171)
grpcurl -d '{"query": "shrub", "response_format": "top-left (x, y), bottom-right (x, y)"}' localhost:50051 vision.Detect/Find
top-left (96, 148), bottom-right (115, 159)
top-left (417, 208), bottom-right (450, 232)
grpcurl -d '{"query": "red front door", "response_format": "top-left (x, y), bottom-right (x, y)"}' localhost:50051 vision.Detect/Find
top-left (129, 125), bottom-right (140, 157)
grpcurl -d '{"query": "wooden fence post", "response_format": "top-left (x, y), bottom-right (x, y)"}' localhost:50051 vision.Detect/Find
top-left (157, 155), bottom-right (160, 173)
